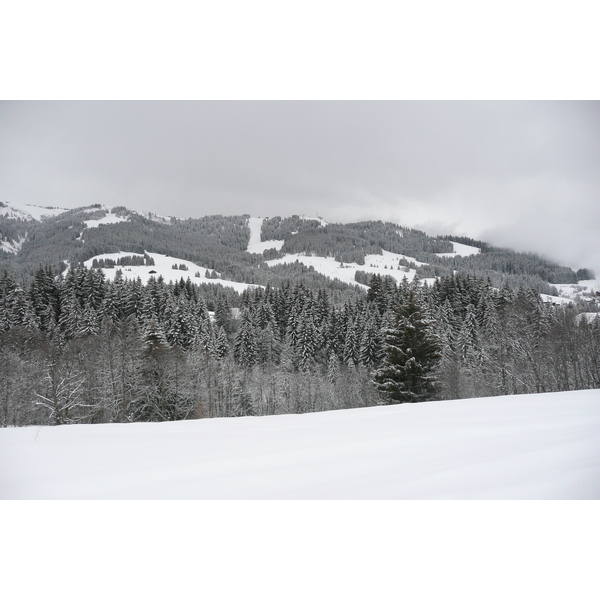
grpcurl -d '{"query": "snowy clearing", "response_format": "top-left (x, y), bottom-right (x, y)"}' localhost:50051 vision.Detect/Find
top-left (554, 279), bottom-right (600, 300)
top-left (576, 312), bottom-right (600, 324)
top-left (82, 251), bottom-right (261, 292)
top-left (2, 389), bottom-right (599, 499)
top-left (83, 212), bottom-right (129, 228)
top-left (298, 214), bottom-right (328, 226)
top-left (540, 293), bottom-right (573, 305)
top-left (436, 241), bottom-right (481, 258)
top-left (539, 279), bottom-right (600, 305)
top-left (266, 250), bottom-right (426, 288)
top-left (246, 217), bottom-right (285, 254)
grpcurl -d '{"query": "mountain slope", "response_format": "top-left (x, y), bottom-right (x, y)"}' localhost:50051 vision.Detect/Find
top-left (0, 201), bottom-right (596, 302)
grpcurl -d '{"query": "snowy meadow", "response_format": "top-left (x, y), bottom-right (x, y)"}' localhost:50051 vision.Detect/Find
top-left (2, 389), bottom-right (599, 499)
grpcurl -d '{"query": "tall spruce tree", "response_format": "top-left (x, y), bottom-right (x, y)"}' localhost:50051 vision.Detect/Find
top-left (372, 292), bottom-right (442, 403)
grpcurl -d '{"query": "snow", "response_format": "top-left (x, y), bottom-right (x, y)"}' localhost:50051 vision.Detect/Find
top-left (0, 201), bottom-right (67, 221)
top-left (266, 249), bottom-right (425, 288)
top-left (554, 279), bottom-right (600, 300)
top-left (298, 214), bottom-right (328, 226)
top-left (83, 251), bottom-right (262, 292)
top-left (133, 210), bottom-right (174, 224)
top-left (0, 235), bottom-right (26, 254)
top-left (436, 241), bottom-right (481, 258)
top-left (246, 217), bottom-right (285, 254)
top-left (1, 389), bottom-right (598, 499)
top-left (540, 293), bottom-right (573, 305)
top-left (539, 279), bottom-right (600, 306)
top-left (576, 312), bottom-right (600, 324)
top-left (83, 212), bottom-right (128, 228)
top-left (578, 279), bottom-right (600, 292)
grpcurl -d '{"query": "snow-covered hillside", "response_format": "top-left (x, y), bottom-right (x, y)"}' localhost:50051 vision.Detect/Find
top-left (0, 201), bottom-right (67, 220)
top-left (247, 214), bottom-right (433, 288)
top-left (2, 389), bottom-right (598, 499)
top-left (0, 235), bottom-right (26, 254)
top-left (539, 293), bottom-right (573, 305)
top-left (82, 251), bottom-right (261, 292)
top-left (83, 212), bottom-right (128, 228)
top-left (537, 279), bottom-right (600, 306)
top-left (266, 250), bottom-right (435, 288)
top-left (554, 279), bottom-right (600, 299)
top-left (436, 241), bottom-right (481, 258)
top-left (298, 214), bottom-right (328, 226)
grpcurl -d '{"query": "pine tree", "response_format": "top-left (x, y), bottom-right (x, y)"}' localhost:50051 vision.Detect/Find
top-left (296, 312), bottom-right (317, 372)
top-left (326, 351), bottom-right (341, 383)
top-left (234, 309), bottom-right (259, 368)
top-left (78, 302), bottom-right (100, 336)
top-left (142, 317), bottom-right (170, 353)
top-left (457, 304), bottom-right (481, 364)
top-left (212, 325), bottom-right (230, 360)
top-left (59, 290), bottom-right (82, 340)
top-left (359, 315), bottom-right (383, 369)
top-left (343, 320), bottom-right (359, 368)
top-left (372, 292), bottom-right (442, 403)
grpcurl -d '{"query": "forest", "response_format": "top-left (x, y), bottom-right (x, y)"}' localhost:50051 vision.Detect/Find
top-left (1, 263), bottom-right (598, 427)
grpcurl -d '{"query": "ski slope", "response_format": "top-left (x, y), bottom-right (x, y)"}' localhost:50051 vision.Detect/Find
top-left (246, 217), bottom-right (285, 254)
top-left (2, 389), bottom-right (599, 499)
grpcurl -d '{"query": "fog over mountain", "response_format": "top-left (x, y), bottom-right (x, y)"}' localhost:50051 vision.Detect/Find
top-left (1, 101), bottom-right (598, 274)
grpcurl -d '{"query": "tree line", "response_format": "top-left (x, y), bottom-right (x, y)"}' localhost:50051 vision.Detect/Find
top-left (1, 265), bottom-right (598, 427)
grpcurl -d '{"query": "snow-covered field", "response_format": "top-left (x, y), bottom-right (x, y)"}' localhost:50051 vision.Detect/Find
top-left (436, 240), bottom-right (481, 258)
top-left (576, 312), bottom-right (600, 324)
top-left (82, 251), bottom-right (261, 292)
top-left (2, 389), bottom-right (599, 499)
top-left (539, 279), bottom-right (600, 305)
top-left (540, 293), bottom-right (574, 305)
top-left (554, 279), bottom-right (600, 300)
top-left (0, 201), bottom-right (67, 220)
top-left (83, 212), bottom-right (128, 228)
top-left (266, 250), bottom-right (434, 288)
top-left (0, 234), bottom-right (26, 254)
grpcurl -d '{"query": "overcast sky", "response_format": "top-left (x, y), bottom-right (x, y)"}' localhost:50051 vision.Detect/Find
top-left (1, 101), bottom-right (598, 275)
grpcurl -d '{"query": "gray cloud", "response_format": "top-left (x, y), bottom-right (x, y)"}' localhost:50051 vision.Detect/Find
top-left (1, 101), bottom-right (598, 274)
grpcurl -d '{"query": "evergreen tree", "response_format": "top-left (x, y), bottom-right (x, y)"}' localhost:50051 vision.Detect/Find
top-left (296, 312), bottom-right (317, 372)
top-left (372, 292), bottom-right (442, 403)
top-left (234, 309), bottom-right (259, 368)
top-left (359, 315), bottom-right (383, 369)
top-left (212, 325), bottom-right (230, 360)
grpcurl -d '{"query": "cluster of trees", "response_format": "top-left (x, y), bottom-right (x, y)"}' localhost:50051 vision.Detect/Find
top-left (1, 264), bottom-right (599, 428)
top-left (260, 215), bottom-right (324, 242)
top-left (440, 234), bottom-right (594, 281)
top-left (432, 248), bottom-right (584, 286)
top-left (273, 220), bottom-right (453, 265)
top-left (92, 254), bottom-right (156, 268)
top-left (0, 266), bottom-right (381, 426)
